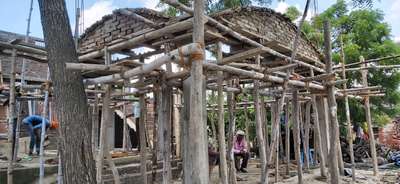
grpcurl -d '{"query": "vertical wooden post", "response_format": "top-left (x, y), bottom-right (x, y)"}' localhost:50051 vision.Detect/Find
top-left (310, 69), bottom-right (326, 178)
top-left (317, 97), bottom-right (329, 164)
top-left (103, 85), bottom-right (121, 184)
top-left (210, 91), bottom-right (218, 145)
top-left (186, 0), bottom-right (209, 182)
top-left (262, 98), bottom-right (270, 158)
top-left (92, 89), bottom-right (100, 156)
top-left (323, 21), bottom-right (340, 184)
top-left (274, 100), bottom-right (280, 183)
top-left (292, 89), bottom-right (303, 184)
top-left (360, 55), bottom-right (379, 176)
top-left (139, 75), bottom-right (148, 184)
top-left (122, 102), bottom-right (128, 151)
top-left (160, 78), bottom-right (172, 184)
top-left (172, 93), bottom-right (181, 158)
top-left (254, 55), bottom-right (268, 184)
top-left (39, 69), bottom-right (50, 184)
top-left (340, 38), bottom-right (356, 180)
top-left (244, 99), bottom-right (251, 152)
top-left (7, 49), bottom-right (17, 184)
top-left (0, 59), bottom-right (3, 85)
top-left (285, 100), bottom-right (291, 176)
top-left (217, 41), bottom-right (229, 184)
top-left (303, 102), bottom-right (311, 172)
top-left (152, 84), bottom-right (160, 184)
top-left (227, 79), bottom-right (238, 184)
top-left (96, 48), bottom-right (120, 184)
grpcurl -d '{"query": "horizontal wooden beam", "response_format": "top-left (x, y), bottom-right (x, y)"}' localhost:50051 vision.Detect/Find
top-left (221, 47), bottom-right (267, 64)
top-left (84, 43), bottom-right (202, 85)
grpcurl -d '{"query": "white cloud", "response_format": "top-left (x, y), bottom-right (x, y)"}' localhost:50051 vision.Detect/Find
top-left (129, 0), bottom-right (160, 10)
top-left (81, 1), bottom-right (117, 30)
top-left (395, 36), bottom-right (400, 43)
top-left (389, 1), bottom-right (400, 21)
top-left (275, 2), bottom-right (289, 13)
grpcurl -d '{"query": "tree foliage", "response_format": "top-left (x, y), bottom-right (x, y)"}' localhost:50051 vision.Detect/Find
top-left (298, 0), bottom-right (400, 128)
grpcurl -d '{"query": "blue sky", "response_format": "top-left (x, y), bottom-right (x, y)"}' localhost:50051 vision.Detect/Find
top-left (0, 0), bottom-right (399, 42)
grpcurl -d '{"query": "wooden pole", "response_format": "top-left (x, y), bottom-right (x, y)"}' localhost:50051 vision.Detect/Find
top-left (340, 36), bottom-right (356, 181)
top-left (227, 79), bottom-right (237, 184)
top-left (122, 95), bottom-right (128, 151)
top-left (160, 78), bottom-right (173, 184)
top-left (323, 21), bottom-right (340, 184)
top-left (310, 69), bottom-right (327, 178)
top-left (360, 55), bottom-right (379, 176)
top-left (292, 89), bottom-right (303, 184)
top-left (303, 102), bottom-right (311, 172)
top-left (92, 88), bottom-right (100, 156)
top-left (186, 0), bottom-right (209, 182)
top-left (217, 41), bottom-right (229, 184)
top-left (39, 69), bottom-right (50, 184)
top-left (210, 90), bottom-right (218, 145)
top-left (103, 85), bottom-right (121, 184)
top-left (254, 55), bottom-right (268, 184)
top-left (7, 49), bottom-right (17, 184)
top-left (285, 100), bottom-right (291, 176)
top-left (274, 99), bottom-right (280, 182)
top-left (139, 75), bottom-right (148, 184)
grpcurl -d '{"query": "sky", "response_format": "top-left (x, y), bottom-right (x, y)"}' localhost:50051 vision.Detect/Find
top-left (0, 0), bottom-right (399, 42)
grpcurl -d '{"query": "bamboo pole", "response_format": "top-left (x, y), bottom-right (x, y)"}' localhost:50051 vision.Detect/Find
top-left (360, 55), bottom-right (379, 176)
top-left (339, 37), bottom-right (355, 181)
top-left (254, 55), bottom-right (268, 184)
top-left (227, 79), bottom-right (237, 184)
top-left (323, 21), bottom-right (340, 184)
top-left (310, 69), bottom-right (327, 178)
top-left (216, 41), bottom-right (229, 184)
top-left (7, 49), bottom-right (17, 184)
top-left (38, 68), bottom-right (50, 184)
top-left (292, 89), bottom-right (303, 184)
top-left (139, 74), bottom-right (148, 184)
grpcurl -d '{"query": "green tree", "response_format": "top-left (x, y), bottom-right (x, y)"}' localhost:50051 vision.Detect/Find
top-left (285, 6), bottom-right (300, 21)
top-left (302, 0), bottom-right (400, 127)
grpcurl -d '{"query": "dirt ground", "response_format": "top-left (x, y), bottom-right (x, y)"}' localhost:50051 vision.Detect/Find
top-left (205, 161), bottom-right (400, 184)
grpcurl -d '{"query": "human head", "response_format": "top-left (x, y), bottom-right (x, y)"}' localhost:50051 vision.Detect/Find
top-left (50, 120), bottom-right (59, 129)
top-left (236, 130), bottom-right (245, 140)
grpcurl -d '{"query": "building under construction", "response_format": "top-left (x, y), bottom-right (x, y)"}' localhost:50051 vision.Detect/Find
top-left (0, 0), bottom-right (398, 184)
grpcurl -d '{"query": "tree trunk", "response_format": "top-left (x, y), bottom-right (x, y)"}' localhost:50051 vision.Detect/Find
top-left (38, 1), bottom-right (96, 183)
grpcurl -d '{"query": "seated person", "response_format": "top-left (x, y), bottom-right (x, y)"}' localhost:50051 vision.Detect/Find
top-left (234, 130), bottom-right (250, 173)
